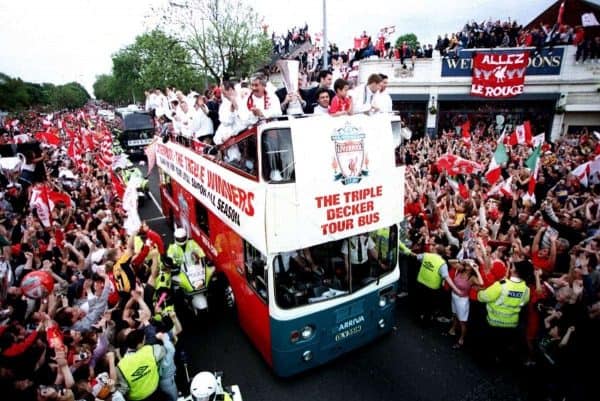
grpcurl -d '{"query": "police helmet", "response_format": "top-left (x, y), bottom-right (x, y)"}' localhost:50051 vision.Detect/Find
top-left (174, 228), bottom-right (187, 245)
top-left (190, 371), bottom-right (217, 401)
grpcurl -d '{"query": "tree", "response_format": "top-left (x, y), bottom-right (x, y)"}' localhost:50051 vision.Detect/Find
top-left (0, 73), bottom-right (89, 111)
top-left (0, 73), bottom-right (30, 111)
top-left (48, 82), bottom-right (90, 109)
top-left (395, 33), bottom-right (420, 50)
top-left (153, 0), bottom-right (272, 81)
top-left (104, 29), bottom-right (206, 104)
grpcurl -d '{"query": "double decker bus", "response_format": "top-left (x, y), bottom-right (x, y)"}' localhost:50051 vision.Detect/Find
top-left (156, 114), bottom-right (405, 377)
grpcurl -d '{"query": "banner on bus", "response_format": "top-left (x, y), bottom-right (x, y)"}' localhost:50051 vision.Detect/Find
top-left (277, 114), bottom-right (404, 251)
top-left (470, 51), bottom-right (529, 98)
top-left (155, 142), bottom-right (266, 252)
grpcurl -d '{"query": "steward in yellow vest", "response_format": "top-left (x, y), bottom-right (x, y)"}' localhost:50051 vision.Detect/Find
top-left (417, 252), bottom-right (447, 290)
top-left (116, 330), bottom-right (165, 400)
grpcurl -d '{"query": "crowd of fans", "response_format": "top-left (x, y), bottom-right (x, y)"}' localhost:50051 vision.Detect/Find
top-left (271, 24), bottom-right (312, 57)
top-left (435, 18), bottom-right (600, 63)
top-left (0, 107), bottom-right (187, 401)
top-left (2, 11), bottom-right (600, 400)
top-left (398, 123), bottom-right (600, 401)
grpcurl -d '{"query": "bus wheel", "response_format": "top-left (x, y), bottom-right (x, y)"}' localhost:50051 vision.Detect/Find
top-left (208, 273), bottom-right (236, 317)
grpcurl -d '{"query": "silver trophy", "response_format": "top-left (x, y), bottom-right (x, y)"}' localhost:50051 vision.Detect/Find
top-left (0, 153), bottom-right (25, 186)
top-left (276, 60), bottom-right (304, 115)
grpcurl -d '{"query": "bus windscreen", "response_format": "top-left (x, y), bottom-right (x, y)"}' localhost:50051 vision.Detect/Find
top-left (274, 225), bottom-right (397, 309)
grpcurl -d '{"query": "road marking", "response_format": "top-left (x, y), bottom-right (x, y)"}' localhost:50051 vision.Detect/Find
top-left (148, 191), bottom-right (164, 216)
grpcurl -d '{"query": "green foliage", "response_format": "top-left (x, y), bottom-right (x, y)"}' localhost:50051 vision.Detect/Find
top-left (95, 29), bottom-right (206, 104)
top-left (0, 72), bottom-right (89, 111)
top-left (395, 33), bottom-right (420, 50)
top-left (154, 0), bottom-right (272, 81)
top-left (48, 82), bottom-right (90, 109)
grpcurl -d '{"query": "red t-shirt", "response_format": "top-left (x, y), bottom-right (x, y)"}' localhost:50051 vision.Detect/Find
top-left (329, 96), bottom-right (352, 114)
top-left (531, 251), bottom-right (554, 272)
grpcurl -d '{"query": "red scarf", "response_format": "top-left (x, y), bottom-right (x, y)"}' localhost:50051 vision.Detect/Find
top-left (247, 92), bottom-right (270, 111)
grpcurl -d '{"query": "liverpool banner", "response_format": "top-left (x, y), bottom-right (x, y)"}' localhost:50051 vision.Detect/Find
top-left (471, 52), bottom-right (529, 98)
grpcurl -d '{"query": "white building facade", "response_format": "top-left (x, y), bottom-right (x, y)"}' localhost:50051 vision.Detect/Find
top-left (358, 45), bottom-right (600, 142)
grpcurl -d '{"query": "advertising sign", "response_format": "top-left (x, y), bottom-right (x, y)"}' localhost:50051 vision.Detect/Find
top-left (441, 48), bottom-right (563, 77)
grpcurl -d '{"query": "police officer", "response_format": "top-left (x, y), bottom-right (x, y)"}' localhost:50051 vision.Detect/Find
top-left (167, 228), bottom-right (204, 269)
top-left (116, 329), bottom-right (165, 401)
top-left (477, 259), bottom-right (531, 362)
top-left (409, 244), bottom-right (461, 323)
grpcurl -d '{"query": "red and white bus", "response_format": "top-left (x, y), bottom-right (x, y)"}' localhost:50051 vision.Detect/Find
top-left (156, 114), bottom-right (405, 376)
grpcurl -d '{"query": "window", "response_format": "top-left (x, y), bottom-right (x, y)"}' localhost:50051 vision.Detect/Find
top-left (261, 128), bottom-right (295, 183)
top-left (244, 241), bottom-right (268, 301)
top-left (222, 134), bottom-right (258, 178)
top-left (195, 200), bottom-right (209, 235)
top-left (274, 225), bottom-right (398, 309)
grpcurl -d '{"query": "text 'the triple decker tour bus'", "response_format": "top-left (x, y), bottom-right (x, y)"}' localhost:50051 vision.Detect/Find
top-left (156, 113), bottom-right (405, 376)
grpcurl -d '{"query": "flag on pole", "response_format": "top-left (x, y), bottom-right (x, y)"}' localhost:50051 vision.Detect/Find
top-left (532, 133), bottom-right (545, 148)
top-left (485, 142), bottom-right (508, 185)
top-left (525, 146), bottom-right (542, 203)
top-left (509, 121), bottom-right (532, 146)
top-left (461, 120), bottom-right (471, 146)
top-left (29, 185), bottom-right (51, 227)
top-left (436, 153), bottom-right (483, 176)
top-left (145, 138), bottom-right (158, 177)
top-left (557, 1), bottom-right (565, 25)
top-left (570, 161), bottom-right (591, 187)
top-left (447, 177), bottom-right (469, 199)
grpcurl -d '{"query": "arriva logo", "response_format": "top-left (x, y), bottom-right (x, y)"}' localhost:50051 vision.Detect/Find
top-left (338, 315), bottom-right (365, 331)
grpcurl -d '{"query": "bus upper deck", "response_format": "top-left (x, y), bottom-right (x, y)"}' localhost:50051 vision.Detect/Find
top-left (156, 113), bottom-right (406, 256)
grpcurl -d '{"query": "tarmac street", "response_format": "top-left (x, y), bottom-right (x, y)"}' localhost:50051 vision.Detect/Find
top-left (139, 164), bottom-right (526, 401)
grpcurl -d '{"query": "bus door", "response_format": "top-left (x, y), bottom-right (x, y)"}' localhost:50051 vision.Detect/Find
top-left (237, 240), bottom-right (271, 364)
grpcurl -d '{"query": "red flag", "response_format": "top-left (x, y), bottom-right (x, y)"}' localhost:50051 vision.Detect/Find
top-left (471, 51), bottom-right (529, 98)
top-left (29, 185), bottom-right (51, 227)
top-left (461, 120), bottom-right (471, 146)
top-left (557, 1), bottom-right (565, 25)
top-left (145, 139), bottom-right (157, 177)
top-left (509, 121), bottom-right (532, 146)
top-left (111, 171), bottom-right (125, 199)
top-left (34, 131), bottom-right (61, 146)
top-left (47, 190), bottom-right (71, 209)
top-left (436, 154), bottom-right (483, 176)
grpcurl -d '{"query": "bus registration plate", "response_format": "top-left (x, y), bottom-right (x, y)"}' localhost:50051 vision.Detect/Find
top-left (334, 315), bottom-right (365, 342)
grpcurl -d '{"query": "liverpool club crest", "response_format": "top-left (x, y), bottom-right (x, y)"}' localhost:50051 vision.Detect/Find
top-left (331, 122), bottom-right (369, 185)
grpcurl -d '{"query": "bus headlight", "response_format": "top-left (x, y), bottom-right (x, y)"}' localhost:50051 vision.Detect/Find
top-left (301, 325), bottom-right (314, 339)
top-left (378, 318), bottom-right (386, 329)
top-left (379, 295), bottom-right (387, 308)
top-left (290, 331), bottom-right (300, 343)
top-left (302, 350), bottom-right (313, 361)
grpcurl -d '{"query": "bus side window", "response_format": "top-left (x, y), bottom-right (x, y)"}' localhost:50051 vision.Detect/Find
top-left (223, 134), bottom-right (258, 178)
top-left (371, 226), bottom-right (398, 272)
top-left (160, 171), bottom-right (173, 196)
top-left (195, 199), bottom-right (209, 235)
top-left (261, 128), bottom-right (294, 183)
top-left (243, 241), bottom-right (268, 301)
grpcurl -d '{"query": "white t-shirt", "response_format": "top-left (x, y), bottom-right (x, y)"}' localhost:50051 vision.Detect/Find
top-left (341, 235), bottom-right (375, 264)
top-left (373, 91), bottom-right (393, 113)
